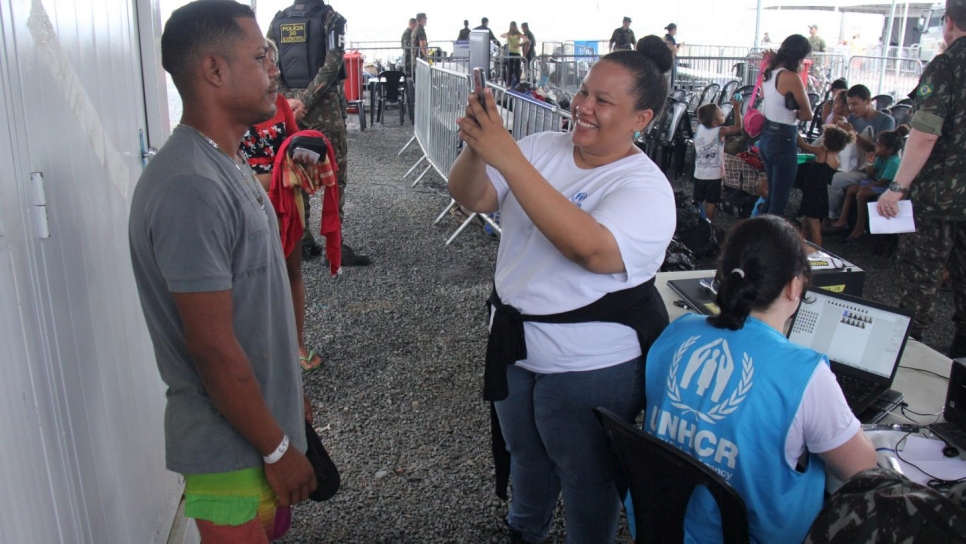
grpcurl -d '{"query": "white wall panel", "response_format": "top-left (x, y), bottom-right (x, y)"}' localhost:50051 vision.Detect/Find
top-left (0, 0), bottom-right (181, 541)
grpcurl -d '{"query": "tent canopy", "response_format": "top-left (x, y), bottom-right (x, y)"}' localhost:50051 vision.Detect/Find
top-left (762, 1), bottom-right (941, 16)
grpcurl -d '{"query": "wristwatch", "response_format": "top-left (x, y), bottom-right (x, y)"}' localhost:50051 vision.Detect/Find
top-left (888, 181), bottom-right (909, 194)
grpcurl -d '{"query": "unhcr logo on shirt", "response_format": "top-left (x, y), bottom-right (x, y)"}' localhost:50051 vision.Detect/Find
top-left (570, 192), bottom-right (588, 208)
top-left (647, 335), bottom-right (755, 479)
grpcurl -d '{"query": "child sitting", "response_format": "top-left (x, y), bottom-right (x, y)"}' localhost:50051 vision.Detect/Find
top-left (797, 126), bottom-right (854, 247)
top-left (693, 99), bottom-right (743, 220)
top-left (829, 126), bottom-right (909, 241)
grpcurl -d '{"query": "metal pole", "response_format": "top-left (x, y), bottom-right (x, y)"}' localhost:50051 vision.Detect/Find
top-left (754, 0), bottom-right (763, 50)
top-left (879, 0), bottom-right (899, 95)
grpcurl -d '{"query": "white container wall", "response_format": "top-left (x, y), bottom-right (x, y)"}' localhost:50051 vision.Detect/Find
top-left (0, 0), bottom-right (183, 541)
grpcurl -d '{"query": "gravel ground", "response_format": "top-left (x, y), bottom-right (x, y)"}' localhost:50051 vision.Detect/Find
top-left (278, 113), bottom-right (955, 543)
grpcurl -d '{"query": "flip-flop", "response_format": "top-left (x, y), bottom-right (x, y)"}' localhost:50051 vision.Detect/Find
top-left (299, 349), bottom-right (322, 372)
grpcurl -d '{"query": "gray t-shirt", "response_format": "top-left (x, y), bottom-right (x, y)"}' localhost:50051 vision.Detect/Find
top-left (848, 110), bottom-right (896, 139)
top-left (129, 126), bottom-right (305, 475)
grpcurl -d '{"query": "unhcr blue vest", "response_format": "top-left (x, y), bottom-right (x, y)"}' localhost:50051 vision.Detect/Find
top-left (643, 314), bottom-right (826, 544)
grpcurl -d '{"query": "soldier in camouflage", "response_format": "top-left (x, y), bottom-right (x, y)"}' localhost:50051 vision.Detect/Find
top-left (804, 467), bottom-right (966, 543)
top-left (411, 13), bottom-right (428, 77)
top-left (401, 18), bottom-right (416, 77)
top-left (609, 17), bottom-right (635, 52)
top-left (878, 0), bottom-right (966, 352)
top-left (269, 0), bottom-right (370, 265)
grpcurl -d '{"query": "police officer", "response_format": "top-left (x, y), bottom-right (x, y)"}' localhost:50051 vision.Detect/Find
top-left (609, 17), bottom-right (635, 52)
top-left (269, 0), bottom-right (370, 265)
top-left (402, 18), bottom-right (416, 77)
top-left (878, 0), bottom-right (966, 354)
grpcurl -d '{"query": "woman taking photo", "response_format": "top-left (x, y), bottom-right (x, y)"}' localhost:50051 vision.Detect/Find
top-left (450, 42), bottom-right (676, 542)
top-left (642, 215), bottom-right (876, 543)
top-left (759, 35), bottom-right (814, 216)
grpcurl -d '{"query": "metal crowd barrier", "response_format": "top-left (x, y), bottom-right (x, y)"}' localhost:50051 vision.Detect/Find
top-left (532, 54), bottom-right (598, 97)
top-left (405, 60), bottom-right (571, 245)
top-left (680, 44), bottom-right (751, 58)
top-left (846, 56), bottom-right (924, 98)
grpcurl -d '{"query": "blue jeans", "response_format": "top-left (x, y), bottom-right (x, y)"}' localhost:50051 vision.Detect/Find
top-left (758, 120), bottom-right (799, 217)
top-left (495, 357), bottom-right (645, 543)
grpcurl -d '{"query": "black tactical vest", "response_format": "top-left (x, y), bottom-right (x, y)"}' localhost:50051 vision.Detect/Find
top-left (271, 2), bottom-right (332, 89)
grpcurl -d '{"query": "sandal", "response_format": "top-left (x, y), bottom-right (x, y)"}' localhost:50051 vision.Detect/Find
top-left (299, 349), bottom-right (322, 372)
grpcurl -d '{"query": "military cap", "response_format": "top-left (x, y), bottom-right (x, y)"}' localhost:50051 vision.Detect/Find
top-left (623, 17), bottom-right (632, 23)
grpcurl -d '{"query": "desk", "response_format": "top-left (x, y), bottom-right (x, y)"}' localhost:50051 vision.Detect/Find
top-left (656, 270), bottom-right (951, 425)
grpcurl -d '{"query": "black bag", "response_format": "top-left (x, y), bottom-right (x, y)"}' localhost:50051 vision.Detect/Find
top-left (661, 238), bottom-right (697, 272)
top-left (305, 420), bottom-right (340, 502)
top-left (673, 191), bottom-right (720, 259)
top-left (288, 135), bottom-right (329, 158)
top-left (719, 186), bottom-right (760, 219)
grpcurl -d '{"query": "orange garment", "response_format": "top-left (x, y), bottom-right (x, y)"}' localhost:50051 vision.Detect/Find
top-left (270, 130), bottom-right (342, 275)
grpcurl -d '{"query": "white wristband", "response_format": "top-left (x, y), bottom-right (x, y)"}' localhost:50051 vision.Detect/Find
top-left (262, 435), bottom-right (289, 464)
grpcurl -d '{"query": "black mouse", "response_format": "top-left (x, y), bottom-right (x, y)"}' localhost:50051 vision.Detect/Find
top-left (943, 445), bottom-right (960, 458)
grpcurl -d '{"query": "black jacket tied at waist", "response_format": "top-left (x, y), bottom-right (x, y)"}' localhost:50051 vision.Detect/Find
top-left (484, 277), bottom-right (670, 499)
top-left (484, 277), bottom-right (668, 402)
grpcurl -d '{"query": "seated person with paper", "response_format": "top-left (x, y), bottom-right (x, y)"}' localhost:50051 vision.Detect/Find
top-left (638, 216), bottom-right (877, 543)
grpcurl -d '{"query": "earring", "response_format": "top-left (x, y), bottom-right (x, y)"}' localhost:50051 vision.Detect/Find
top-left (633, 130), bottom-right (641, 139)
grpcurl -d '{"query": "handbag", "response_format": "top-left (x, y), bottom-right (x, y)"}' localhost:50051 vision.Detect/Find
top-left (304, 420), bottom-right (340, 501)
top-left (744, 55), bottom-right (771, 138)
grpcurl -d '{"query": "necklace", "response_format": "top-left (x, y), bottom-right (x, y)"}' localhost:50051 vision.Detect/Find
top-left (179, 124), bottom-right (265, 207)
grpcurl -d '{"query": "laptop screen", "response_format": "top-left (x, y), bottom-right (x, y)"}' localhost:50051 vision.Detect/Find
top-left (788, 289), bottom-right (912, 379)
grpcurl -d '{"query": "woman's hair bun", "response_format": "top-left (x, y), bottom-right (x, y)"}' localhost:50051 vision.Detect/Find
top-left (635, 35), bottom-right (673, 74)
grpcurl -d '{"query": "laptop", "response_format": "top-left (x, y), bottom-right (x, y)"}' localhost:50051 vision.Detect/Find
top-left (667, 276), bottom-right (720, 316)
top-left (788, 288), bottom-right (913, 418)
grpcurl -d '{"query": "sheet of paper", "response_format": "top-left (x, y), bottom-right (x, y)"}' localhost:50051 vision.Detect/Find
top-left (868, 201), bottom-right (916, 234)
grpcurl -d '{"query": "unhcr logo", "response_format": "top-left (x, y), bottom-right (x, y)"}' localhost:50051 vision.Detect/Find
top-left (667, 336), bottom-right (754, 424)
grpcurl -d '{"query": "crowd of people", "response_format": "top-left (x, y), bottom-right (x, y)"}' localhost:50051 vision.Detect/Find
top-left (128, 0), bottom-right (966, 542)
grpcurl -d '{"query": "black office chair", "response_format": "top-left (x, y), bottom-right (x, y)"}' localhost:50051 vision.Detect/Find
top-left (873, 94), bottom-right (894, 111)
top-left (376, 70), bottom-right (407, 125)
top-left (594, 407), bottom-right (750, 544)
top-left (807, 92), bottom-right (821, 111)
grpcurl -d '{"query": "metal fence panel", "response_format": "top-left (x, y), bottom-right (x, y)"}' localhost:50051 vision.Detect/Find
top-left (847, 56), bottom-right (924, 98)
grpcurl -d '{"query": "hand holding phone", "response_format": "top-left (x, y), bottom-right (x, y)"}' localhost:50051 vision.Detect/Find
top-left (472, 67), bottom-right (487, 112)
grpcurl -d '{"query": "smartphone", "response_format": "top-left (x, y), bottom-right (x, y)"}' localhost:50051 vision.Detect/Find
top-left (472, 67), bottom-right (487, 111)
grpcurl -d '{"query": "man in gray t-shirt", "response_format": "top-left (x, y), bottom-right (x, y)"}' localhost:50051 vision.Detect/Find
top-left (826, 84), bottom-right (897, 223)
top-left (129, 2), bottom-right (315, 537)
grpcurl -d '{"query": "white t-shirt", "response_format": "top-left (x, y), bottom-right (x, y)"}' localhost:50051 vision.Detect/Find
top-left (693, 125), bottom-right (724, 180)
top-left (785, 363), bottom-right (861, 468)
top-left (486, 131), bottom-right (676, 374)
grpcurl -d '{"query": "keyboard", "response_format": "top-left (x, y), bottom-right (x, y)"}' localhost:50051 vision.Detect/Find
top-left (836, 373), bottom-right (877, 406)
top-left (930, 422), bottom-right (966, 452)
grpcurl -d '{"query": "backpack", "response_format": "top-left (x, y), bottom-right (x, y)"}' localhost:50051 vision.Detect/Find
top-left (719, 186), bottom-right (760, 219)
top-left (271, 2), bottom-right (346, 89)
top-left (673, 191), bottom-right (719, 259)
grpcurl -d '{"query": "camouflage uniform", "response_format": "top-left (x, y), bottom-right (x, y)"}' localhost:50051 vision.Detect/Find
top-left (269, 1), bottom-right (349, 229)
top-left (401, 26), bottom-right (413, 76)
top-left (897, 34), bottom-right (966, 340)
top-left (410, 23), bottom-right (427, 76)
top-left (609, 27), bottom-right (635, 51)
top-left (804, 468), bottom-right (966, 543)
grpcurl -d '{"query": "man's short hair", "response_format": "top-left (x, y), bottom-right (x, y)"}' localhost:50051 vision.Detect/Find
top-left (948, 6), bottom-right (966, 31)
top-left (161, 0), bottom-right (255, 97)
top-left (481, 17), bottom-right (489, 24)
top-left (697, 103), bottom-right (721, 128)
top-left (521, 22), bottom-right (529, 29)
top-left (409, 18), bottom-right (417, 25)
top-left (846, 84), bottom-right (872, 101)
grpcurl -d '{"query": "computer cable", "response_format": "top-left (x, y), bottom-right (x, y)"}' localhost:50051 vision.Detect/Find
top-left (898, 365), bottom-right (950, 380)
top-left (893, 431), bottom-right (966, 493)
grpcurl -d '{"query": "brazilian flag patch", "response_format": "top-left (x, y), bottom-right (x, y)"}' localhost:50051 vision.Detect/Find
top-left (918, 84), bottom-right (934, 98)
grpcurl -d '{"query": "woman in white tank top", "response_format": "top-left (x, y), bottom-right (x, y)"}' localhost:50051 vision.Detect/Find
top-left (758, 35), bottom-right (814, 217)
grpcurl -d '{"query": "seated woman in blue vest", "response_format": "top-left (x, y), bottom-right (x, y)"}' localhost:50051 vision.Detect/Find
top-left (642, 215), bottom-right (877, 543)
